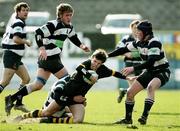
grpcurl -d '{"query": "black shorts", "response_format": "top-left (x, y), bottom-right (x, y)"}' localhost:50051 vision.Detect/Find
top-left (137, 68), bottom-right (171, 88)
top-left (53, 91), bottom-right (81, 107)
top-left (125, 61), bottom-right (143, 76)
top-left (3, 50), bottom-right (23, 70)
top-left (38, 55), bottom-right (64, 74)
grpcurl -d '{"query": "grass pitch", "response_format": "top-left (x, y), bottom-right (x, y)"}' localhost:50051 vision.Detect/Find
top-left (0, 89), bottom-right (180, 131)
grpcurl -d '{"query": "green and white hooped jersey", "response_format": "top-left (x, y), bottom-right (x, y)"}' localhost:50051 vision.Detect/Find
top-left (37, 19), bottom-right (78, 57)
top-left (127, 37), bottom-right (169, 71)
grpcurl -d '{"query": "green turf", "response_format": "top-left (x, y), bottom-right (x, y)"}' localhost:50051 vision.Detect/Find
top-left (0, 89), bottom-right (180, 131)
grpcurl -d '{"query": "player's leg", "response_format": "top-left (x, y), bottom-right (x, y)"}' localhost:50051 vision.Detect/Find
top-left (54, 67), bottom-right (69, 79)
top-left (3, 69), bottom-right (16, 115)
top-left (5, 68), bottom-right (51, 115)
top-left (138, 70), bottom-right (170, 125)
top-left (14, 64), bottom-right (30, 112)
top-left (13, 100), bottom-right (62, 123)
top-left (69, 104), bottom-right (85, 123)
top-left (138, 78), bottom-right (160, 125)
top-left (0, 68), bottom-right (15, 93)
top-left (115, 79), bottom-right (143, 124)
top-left (40, 104), bottom-right (85, 124)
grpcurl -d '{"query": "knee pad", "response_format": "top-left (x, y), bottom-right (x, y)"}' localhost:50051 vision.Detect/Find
top-left (36, 76), bottom-right (47, 85)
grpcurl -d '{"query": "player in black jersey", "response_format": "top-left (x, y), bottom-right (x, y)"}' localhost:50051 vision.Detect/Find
top-left (109, 20), bottom-right (171, 125)
top-left (116, 20), bottom-right (143, 103)
top-left (5, 3), bottom-right (90, 116)
top-left (1, 2), bottom-right (32, 114)
top-left (13, 49), bottom-right (128, 124)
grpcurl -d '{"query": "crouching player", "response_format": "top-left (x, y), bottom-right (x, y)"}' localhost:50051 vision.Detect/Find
top-left (14, 49), bottom-right (128, 124)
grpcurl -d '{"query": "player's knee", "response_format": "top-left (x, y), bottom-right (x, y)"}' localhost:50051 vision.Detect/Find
top-left (73, 117), bottom-right (83, 123)
top-left (126, 90), bottom-right (134, 101)
top-left (0, 78), bottom-right (12, 87)
top-left (41, 110), bottom-right (52, 117)
top-left (147, 85), bottom-right (154, 94)
top-left (22, 77), bottom-right (30, 84)
top-left (33, 83), bottom-right (43, 90)
top-left (34, 76), bottom-right (47, 90)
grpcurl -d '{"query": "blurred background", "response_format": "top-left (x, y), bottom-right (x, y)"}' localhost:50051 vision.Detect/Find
top-left (0, 0), bottom-right (180, 90)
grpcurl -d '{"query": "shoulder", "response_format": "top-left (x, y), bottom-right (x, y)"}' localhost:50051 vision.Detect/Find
top-left (12, 18), bottom-right (25, 28)
top-left (149, 37), bottom-right (162, 47)
top-left (47, 20), bottom-right (58, 26)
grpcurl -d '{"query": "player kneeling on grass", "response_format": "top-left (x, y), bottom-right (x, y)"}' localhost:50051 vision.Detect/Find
top-left (14, 49), bottom-right (129, 124)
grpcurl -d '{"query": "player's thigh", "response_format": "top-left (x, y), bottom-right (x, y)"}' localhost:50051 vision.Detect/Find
top-left (15, 64), bottom-right (30, 83)
top-left (147, 78), bottom-right (161, 91)
top-left (42, 100), bottom-right (61, 116)
top-left (54, 67), bottom-right (68, 79)
top-left (69, 104), bottom-right (85, 123)
top-left (36, 68), bottom-right (51, 80)
top-left (0, 68), bottom-right (15, 85)
top-left (127, 80), bottom-right (144, 99)
top-left (29, 68), bottom-right (51, 90)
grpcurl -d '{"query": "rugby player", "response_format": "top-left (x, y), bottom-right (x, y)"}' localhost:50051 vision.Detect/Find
top-left (5, 3), bottom-right (90, 116)
top-left (109, 20), bottom-right (171, 125)
top-left (14, 49), bottom-right (128, 124)
top-left (1, 2), bottom-right (31, 113)
top-left (115, 20), bottom-right (143, 103)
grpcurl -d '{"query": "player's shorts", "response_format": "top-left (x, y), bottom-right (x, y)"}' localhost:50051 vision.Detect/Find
top-left (137, 68), bottom-right (171, 88)
top-left (3, 50), bottom-right (23, 70)
top-left (125, 61), bottom-right (143, 76)
top-left (38, 54), bottom-right (64, 74)
top-left (53, 91), bottom-right (81, 107)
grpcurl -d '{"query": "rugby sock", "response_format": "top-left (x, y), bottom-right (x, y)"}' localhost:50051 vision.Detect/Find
top-left (0, 84), bottom-right (4, 93)
top-left (43, 116), bottom-right (73, 124)
top-left (11, 86), bottom-right (28, 103)
top-left (125, 100), bottom-right (135, 120)
top-left (15, 84), bottom-right (24, 105)
top-left (141, 98), bottom-right (154, 118)
top-left (23, 110), bottom-right (42, 118)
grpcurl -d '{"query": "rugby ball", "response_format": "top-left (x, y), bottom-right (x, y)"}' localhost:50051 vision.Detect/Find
top-left (83, 70), bottom-right (98, 85)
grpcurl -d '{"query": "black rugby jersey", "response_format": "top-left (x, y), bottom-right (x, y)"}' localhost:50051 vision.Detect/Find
top-left (35, 19), bottom-right (82, 57)
top-left (1, 17), bottom-right (26, 56)
top-left (62, 59), bottom-right (126, 97)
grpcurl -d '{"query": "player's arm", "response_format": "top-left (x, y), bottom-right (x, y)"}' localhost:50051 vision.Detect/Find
top-left (76, 63), bottom-right (92, 79)
top-left (108, 41), bottom-right (137, 58)
top-left (35, 22), bottom-right (55, 60)
top-left (13, 36), bottom-right (31, 47)
top-left (35, 22), bottom-right (55, 48)
top-left (100, 65), bottom-right (126, 79)
top-left (76, 61), bottom-right (97, 83)
top-left (68, 27), bottom-right (90, 52)
top-left (13, 22), bottom-right (31, 46)
top-left (112, 70), bottom-right (126, 79)
top-left (108, 47), bottom-right (129, 58)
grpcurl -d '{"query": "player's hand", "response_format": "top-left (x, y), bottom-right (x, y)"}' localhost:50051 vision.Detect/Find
top-left (124, 52), bottom-right (132, 59)
top-left (121, 67), bottom-right (134, 76)
top-left (90, 75), bottom-right (98, 84)
top-left (39, 46), bottom-right (47, 60)
top-left (80, 44), bottom-right (91, 52)
top-left (73, 95), bottom-right (86, 103)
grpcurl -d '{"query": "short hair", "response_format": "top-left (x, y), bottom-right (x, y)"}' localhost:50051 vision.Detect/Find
top-left (14, 2), bottom-right (30, 13)
top-left (56, 3), bottom-right (74, 18)
top-left (129, 20), bottom-right (140, 29)
top-left (91, 49), bottom-right (108, 63)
